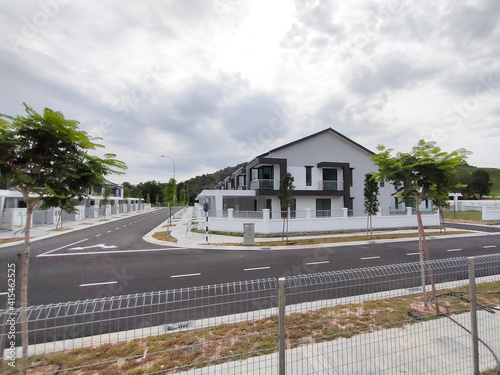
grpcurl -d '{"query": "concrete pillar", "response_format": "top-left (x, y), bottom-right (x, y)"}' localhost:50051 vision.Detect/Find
top-left (305, 208), bottom-right (311, 220)
top-left (263, 209), bottom-right (270, 234)
top-left (406, 207), bottom-right (413, 216)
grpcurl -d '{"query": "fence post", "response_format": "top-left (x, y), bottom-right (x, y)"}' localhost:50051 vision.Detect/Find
top-left (278, 277), bottom-right (286, 375)
top-left (468, 257), bottom-right (480, 375)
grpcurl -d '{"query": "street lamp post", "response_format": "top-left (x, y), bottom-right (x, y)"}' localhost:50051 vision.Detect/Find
top-left (160, 155), bottom-right (175, 182)
top-left (160, 155), bottom-right (176, 226)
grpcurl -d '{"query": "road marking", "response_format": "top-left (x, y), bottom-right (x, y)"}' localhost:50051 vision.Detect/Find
top-left (37, 238), bottom-right (89, 257)
top-left (171, 273), bottom-right (201, 278)
top-left (483, 245), bottom-right (497, 248)
top-left (95, 234), bottom-right (101, 237)
top-left (69, 244), bottom-right (117, 251)
top-left (407, 253), bottom-right (420, 256)
top-left (123, 225), bottom-right (127, 228)
top-left (360, 256), bottom-right (380, 260)
top-left (244, 266), bottom-right (271, 271)
top-left (306, 261), bottom-right (330, 265)
top-left (80, 281), bottom-right (118, 287)
top-left (115, 227), bottom-right (120, 230)
top-left (37, 248), bottom-right (188, 257)
top-left (447, 249), bottom-right (463, 252)
top-left (106, 230), bottom-right (112, 233)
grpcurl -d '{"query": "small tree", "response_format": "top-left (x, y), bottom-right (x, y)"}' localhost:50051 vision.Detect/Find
top-left (0, 104), bottom-right (126, 373)
top-left (364, 173), bottom-right (379, 237)
top-left (277, 172), bottom-right (295, 243)
top-left (179, 188), bottom-right (186, 206)
top-left (469, 169), bottom-right (492, 199)
top-left (100, 186), bottom-right (112, 220)
top-left (371, 140), bottom-right (470, 304)
top-left (163, 178), bottom-right (177, 205)
top-left (146, 193), bottom-right (151, 205)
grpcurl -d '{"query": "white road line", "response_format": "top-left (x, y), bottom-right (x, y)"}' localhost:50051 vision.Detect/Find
top-left (305, 261), bottom-right (330, 265)
top-left (95, 234), bottom-right (101, 237)
top-left (106, 230), bottom-right (112, 233)
top-left (447, 249), bottom-right (463, 252)
top-left (80, 281), bottom-right (118, 287)
top-left (171, 273), bottom-right (201, 278)
top-left (115, 227), bottom-right (120, 230)
top-left (0, 292), bottom-right (8, 296)
top-left (360, 256), bottom-right (380, 260)
top-left (483, 245), bottom-right (497, 248)
top-left (37, 248), bottom-right (188, 257)
top-left (407, 253), bottom-right (420, 256)
top-left (244, 266), bottom-right (271, 271)
top-left (37, 238), bottom-right (88, 257)
top-left (123, 225), bottom-right (127, 228)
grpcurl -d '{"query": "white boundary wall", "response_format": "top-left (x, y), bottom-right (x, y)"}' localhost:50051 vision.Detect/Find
top-left (196, 205), bottom-right (440, 234)
top-left (482, 204), bottom-right (500, 220)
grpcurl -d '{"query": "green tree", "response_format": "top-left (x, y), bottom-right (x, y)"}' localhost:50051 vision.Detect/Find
top-left (371, 140), bottom-right (470, 303)
top-left (100, 186), bottom-right (112, 220)
top-left (364, 173), bottom-right (379, 237)
top-left (0, 104), bottom-right (126, 372)
top-left (277, 172), bottom-right (295, 243)
top-left (163, 178), bottom-right (177, 205)
top-left (469, 169), bottom-right (492, 199)
top-left (179, 188), bottom-right (186, 206)
top-left (146, 193), bottom-right (151, 204)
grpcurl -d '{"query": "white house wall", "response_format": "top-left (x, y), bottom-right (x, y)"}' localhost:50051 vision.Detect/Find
top-left (266, 131), bottom-right (394, 214)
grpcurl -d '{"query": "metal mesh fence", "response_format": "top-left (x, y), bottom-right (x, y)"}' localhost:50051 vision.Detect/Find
top-left (1, 255), bottom-right (499, 374)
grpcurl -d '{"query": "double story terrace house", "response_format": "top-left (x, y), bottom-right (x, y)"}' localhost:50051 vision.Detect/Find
top-left (196, 128), bottom-right (435, 226)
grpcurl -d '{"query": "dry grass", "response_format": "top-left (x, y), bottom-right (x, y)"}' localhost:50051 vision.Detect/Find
top-left (219, 230), bottom-right (472, 247)
top-left (0, 237), bottom-right (23, 245)
top-left (3, 281), bottom-right (498, 374)
top-left (152, 231), bottom-right (178, 243)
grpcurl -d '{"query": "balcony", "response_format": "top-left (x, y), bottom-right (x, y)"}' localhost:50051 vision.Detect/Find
top-left (318, 180), bottom-right (344, 191)
top-left (250, 179), bottom-right (275, 190)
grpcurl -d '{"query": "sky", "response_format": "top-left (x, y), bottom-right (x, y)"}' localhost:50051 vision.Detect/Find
top-left (1, 0), bottom-right (499, 185)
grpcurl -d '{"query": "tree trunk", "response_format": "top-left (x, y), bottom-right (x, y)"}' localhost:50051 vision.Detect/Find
top-left (20, 202), bottom-right (35, 374)
top-left (416, 204), bottom-right (438, 311)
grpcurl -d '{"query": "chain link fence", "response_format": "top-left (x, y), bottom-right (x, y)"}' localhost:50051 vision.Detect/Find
top-left (1, 254), bottom-right (499, 374)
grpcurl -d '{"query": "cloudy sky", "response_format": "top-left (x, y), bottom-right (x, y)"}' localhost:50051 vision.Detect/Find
top-left (1, 0), bottom-right (499, 184)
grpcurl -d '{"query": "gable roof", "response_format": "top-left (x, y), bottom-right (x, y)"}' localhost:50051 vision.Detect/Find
top-left (257, 128), bottom-right (374, 158)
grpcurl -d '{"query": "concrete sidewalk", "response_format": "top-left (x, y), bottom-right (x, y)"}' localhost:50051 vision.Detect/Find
top-left (143, 207), bottom-right (490, 251)
top-left (177, 309), bottom-right (500, 374)
top-left (0, 207), bottom-right (161, 248)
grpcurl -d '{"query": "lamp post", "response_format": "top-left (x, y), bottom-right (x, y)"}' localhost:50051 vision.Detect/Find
top-left (160, 155), bottom-right (175, 182)
top-left (160, 155), bottom-right (176, 226)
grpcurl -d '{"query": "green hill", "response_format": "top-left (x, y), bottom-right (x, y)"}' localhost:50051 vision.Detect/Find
top-left (454, 164), bottom-right (500, 198)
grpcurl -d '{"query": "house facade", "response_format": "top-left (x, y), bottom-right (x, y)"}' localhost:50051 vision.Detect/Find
top-left (197, 128), bottom-right (398, 216)
top-left (195, 128), bottom-right (439, 233)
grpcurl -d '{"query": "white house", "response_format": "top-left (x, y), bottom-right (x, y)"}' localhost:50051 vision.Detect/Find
top-left (195, 128), bottom-right (438, 234)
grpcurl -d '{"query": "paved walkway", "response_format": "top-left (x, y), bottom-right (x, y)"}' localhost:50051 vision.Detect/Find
top-left (1, 206), bottom-right (497, 250)
top-left (143, 206), bottom-right (496, 250)
top-left (177, 310), bottom-right (500, 374)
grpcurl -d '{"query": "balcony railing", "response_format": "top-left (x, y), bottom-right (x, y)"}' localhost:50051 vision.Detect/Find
top-left (250, 179), bottom-right (275, 190)
top-left (318, 180), bottom-right (344, 191)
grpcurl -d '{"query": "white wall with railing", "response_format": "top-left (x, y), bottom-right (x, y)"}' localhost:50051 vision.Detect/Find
top-left (195, 204), bottom-right (440, 234)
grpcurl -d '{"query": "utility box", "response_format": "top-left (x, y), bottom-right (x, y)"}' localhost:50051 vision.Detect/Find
top-left (243, 223), bottom-right (255, 245)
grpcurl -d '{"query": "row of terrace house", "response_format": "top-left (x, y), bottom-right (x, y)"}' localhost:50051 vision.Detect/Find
top-left (0, 182), bottom-right (148, 231)
top-left (195, 128), bottom-right (439, 234)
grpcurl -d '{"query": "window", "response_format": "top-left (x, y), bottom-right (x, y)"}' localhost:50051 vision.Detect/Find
top-left (316, 199), bottom-right (331, 217)
top-left (322, 168), bottom-right (338, 190)
top-left (305, 166), bottom-right (312, 186)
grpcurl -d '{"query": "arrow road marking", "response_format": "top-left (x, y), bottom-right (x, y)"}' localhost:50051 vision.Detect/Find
top-left (68, 244), bottom-right (117, 251)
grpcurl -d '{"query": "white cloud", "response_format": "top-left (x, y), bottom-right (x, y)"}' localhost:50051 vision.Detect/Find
top-left (0, 0), bottom-right (499, 184)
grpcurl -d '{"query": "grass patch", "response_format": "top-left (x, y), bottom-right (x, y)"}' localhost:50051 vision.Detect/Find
top-left (4, 281), bottom-right (498, 374)
top-left (50, 227), bottom-right (72, 232)
top-left (152, 230), bottom-right (178, 243)
top-left (217, 230), bottom-right (472, 247)
top-left (443, 210), bottom-right (482, 221)
top-left (0, 237), bottom-right (23, 245)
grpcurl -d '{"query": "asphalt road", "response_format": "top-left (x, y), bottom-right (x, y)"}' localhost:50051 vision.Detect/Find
top-left (0, 215), bottom-right (499, 306)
